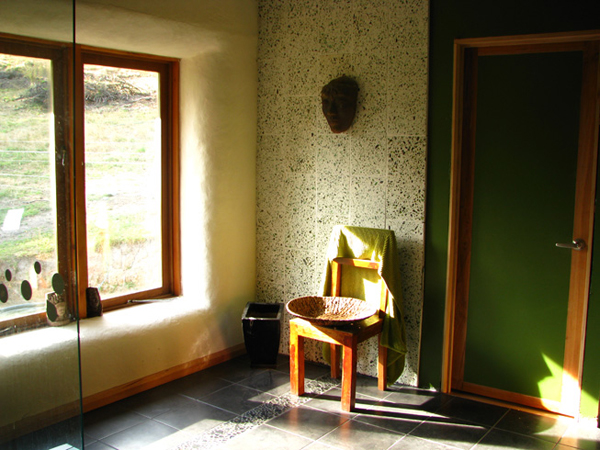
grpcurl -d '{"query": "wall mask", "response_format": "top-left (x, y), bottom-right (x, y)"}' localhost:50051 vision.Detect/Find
top-left (321, 76), bottom-right (359, 133)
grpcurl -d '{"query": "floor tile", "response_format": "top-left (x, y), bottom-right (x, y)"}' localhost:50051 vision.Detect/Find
top-left (382, 387), bottom-right (451, 415)
top-left (100, 419), bottom-right (178, 450)
top-left (435, 396), bottom-right (509, 427)
top-left (84, 441), bottom-right (117, 450)
top-left (267, 405), bottom-right (350, 440)
top-left (303, 442), bottom-right (343, 450)
top-left (216, 423), bottom-right (313, 450)
top-left (276, 358), bottom-right (331, 380)
top-left (495, 409), bottom-right (570, 444)
top-left (474, 428), bottom-right (555, 449)
top-left (559, 421), bottom-right (600, 450)
top-left (354, 409), bottom-right (425, 435)
top-left (409, 416), bottom-right (489, 450)
top-left (354, 374), bottom-right (391, 399)
top-left (304, 362), bottom-right (334, 380)
top-left (201, 355), bottom-right (265, 383)
top-left (153, 397), bottom-right (237, 434)
top-left (276, 355), bottom-right (331, 380)
top-left (173, 371), bottom-right (234, 400)
top-left (302, 387), bottom-right (372, 415)
top-left (83, 404), bottom-right (147, 440)
top-left (364, 397), bottom-right (441, 423)
top-left (199, 383), bottom-right (277, 415)
top-left (389, 434), bottom-right (461, 449)
top-left (14, 354), bottom-right (600, 450)
top-left (274, 353), bottom-right (294, 371)
top-left (317, 418), bottom-right (404, 450)
top-left (237, 369), bottom-right (291, 396)
top-left (118, 388), bottom-right (203, 419)
top-left (139, 428), bottom-right (194, 450)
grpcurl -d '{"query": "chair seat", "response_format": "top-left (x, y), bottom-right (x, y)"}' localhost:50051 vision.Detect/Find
top-left (290, 315), bottom-right (383, 344)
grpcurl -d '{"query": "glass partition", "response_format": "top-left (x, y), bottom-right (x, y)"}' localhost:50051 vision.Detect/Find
top-left (0, 0), bottom-right (83, 448)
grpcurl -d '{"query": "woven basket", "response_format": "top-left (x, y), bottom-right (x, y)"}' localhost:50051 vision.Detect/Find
top-left (286, 296), bottom-right (377, 326)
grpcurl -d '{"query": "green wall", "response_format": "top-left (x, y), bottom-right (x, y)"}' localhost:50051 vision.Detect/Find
top-left (421, 0), bottom-right (600, 418)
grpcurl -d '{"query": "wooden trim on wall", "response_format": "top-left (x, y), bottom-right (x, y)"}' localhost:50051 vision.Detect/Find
top-left (442, 43), bottom-right (479, 393)
top-left (460, 382), bottom-right (562, 415)
top-left (560, 40), bottom-right (600, 417)
top-left (82, 343), bottom-right (247, 412)
top-left (455, 30), bottom-right (600, 49)
top-left (450, 46), bottom-right (479, 393)
top-left (442, 41), bottom-right (466, 394)
top-left (477, 42), bottom-right (586, 57)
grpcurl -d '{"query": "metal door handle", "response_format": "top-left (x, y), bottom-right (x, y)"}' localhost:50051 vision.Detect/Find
top-left (555, 239), bottom-right (586, 251)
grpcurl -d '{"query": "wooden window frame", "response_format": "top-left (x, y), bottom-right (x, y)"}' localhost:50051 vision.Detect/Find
top-left (0, 34), bottom-right (181, 332)
top-left (74, 46), bottom-right (181, 316)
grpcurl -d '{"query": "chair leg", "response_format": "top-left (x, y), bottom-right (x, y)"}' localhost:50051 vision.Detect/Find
top-left (341, 336), bottom-right (358, 412)
top-left (378, 342), bottom-right (387, 391)
top-left (330, 343), bottom-right (340, 378)
top-left (290, 323), bottom-right (305, 396)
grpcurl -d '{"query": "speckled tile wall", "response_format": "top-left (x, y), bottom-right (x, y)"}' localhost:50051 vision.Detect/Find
top-left (256, 0), bottom-right (429, 386)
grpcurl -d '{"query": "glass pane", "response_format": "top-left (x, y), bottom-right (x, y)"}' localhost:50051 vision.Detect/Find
top-left (1, 1), bottom-right (83, 448)
top-left (84, 64), bottom-right (162, 298)
top-left (0, 54), bottom-right (57, 320)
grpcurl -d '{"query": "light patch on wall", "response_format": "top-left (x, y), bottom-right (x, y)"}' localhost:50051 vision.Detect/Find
top-left (538, 353), bottom-right (563, 405)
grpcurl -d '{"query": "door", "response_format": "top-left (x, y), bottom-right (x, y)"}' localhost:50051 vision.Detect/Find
top-left (444, 32), bottom-right (600, 416)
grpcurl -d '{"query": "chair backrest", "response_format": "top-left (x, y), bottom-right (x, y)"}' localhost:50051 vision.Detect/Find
top-left (330, 257), bottom-right (388, 317)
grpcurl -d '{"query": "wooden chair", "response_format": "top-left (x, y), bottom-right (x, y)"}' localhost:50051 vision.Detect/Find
top-left (289, 257), bottom-right (388, 412)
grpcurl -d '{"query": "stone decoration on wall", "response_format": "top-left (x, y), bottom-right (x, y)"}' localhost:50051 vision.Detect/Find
top-left (256, 0), bottom-right (429, 386)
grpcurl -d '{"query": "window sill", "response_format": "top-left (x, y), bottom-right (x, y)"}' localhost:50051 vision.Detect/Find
top-left (1, 295), bottom-right (186, 353)
top-left (0, 295), bottom-right (184, 338)
top-left (80, 295), bottom-right (187, 334)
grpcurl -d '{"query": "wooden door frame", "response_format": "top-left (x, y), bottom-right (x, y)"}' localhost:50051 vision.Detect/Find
top-left (442, 30), bottom-right (600, 417)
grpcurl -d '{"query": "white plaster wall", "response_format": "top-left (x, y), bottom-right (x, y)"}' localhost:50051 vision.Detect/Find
top-left (76, 0), bottom-right (259, 376)
top-left (256, 0), bottom-right (428, 385)
top-left (0, 0), bottom-right (258, 427)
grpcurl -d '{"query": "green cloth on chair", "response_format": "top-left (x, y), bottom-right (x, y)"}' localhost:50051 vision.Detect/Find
top-left (320, 225), bottom-right (407, 385)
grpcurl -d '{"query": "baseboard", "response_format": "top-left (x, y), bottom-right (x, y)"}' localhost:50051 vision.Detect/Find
top-left (0, 344), bottom-right (246, 443)
top-left (82, 343), bottom-right (246, 412)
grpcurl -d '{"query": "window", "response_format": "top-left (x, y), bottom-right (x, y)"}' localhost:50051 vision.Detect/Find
top-left (76, 49), bottom-right (180, 312)
top-left (0, 36), bottom-right (180, 330)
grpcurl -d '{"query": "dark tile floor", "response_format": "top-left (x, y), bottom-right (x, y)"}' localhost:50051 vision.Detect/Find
top-left (5, 354), bottom-right (600, 450)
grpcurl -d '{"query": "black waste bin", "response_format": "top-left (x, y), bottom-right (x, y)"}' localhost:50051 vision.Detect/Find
top-left (241, 302), bottom-right (283, 368)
